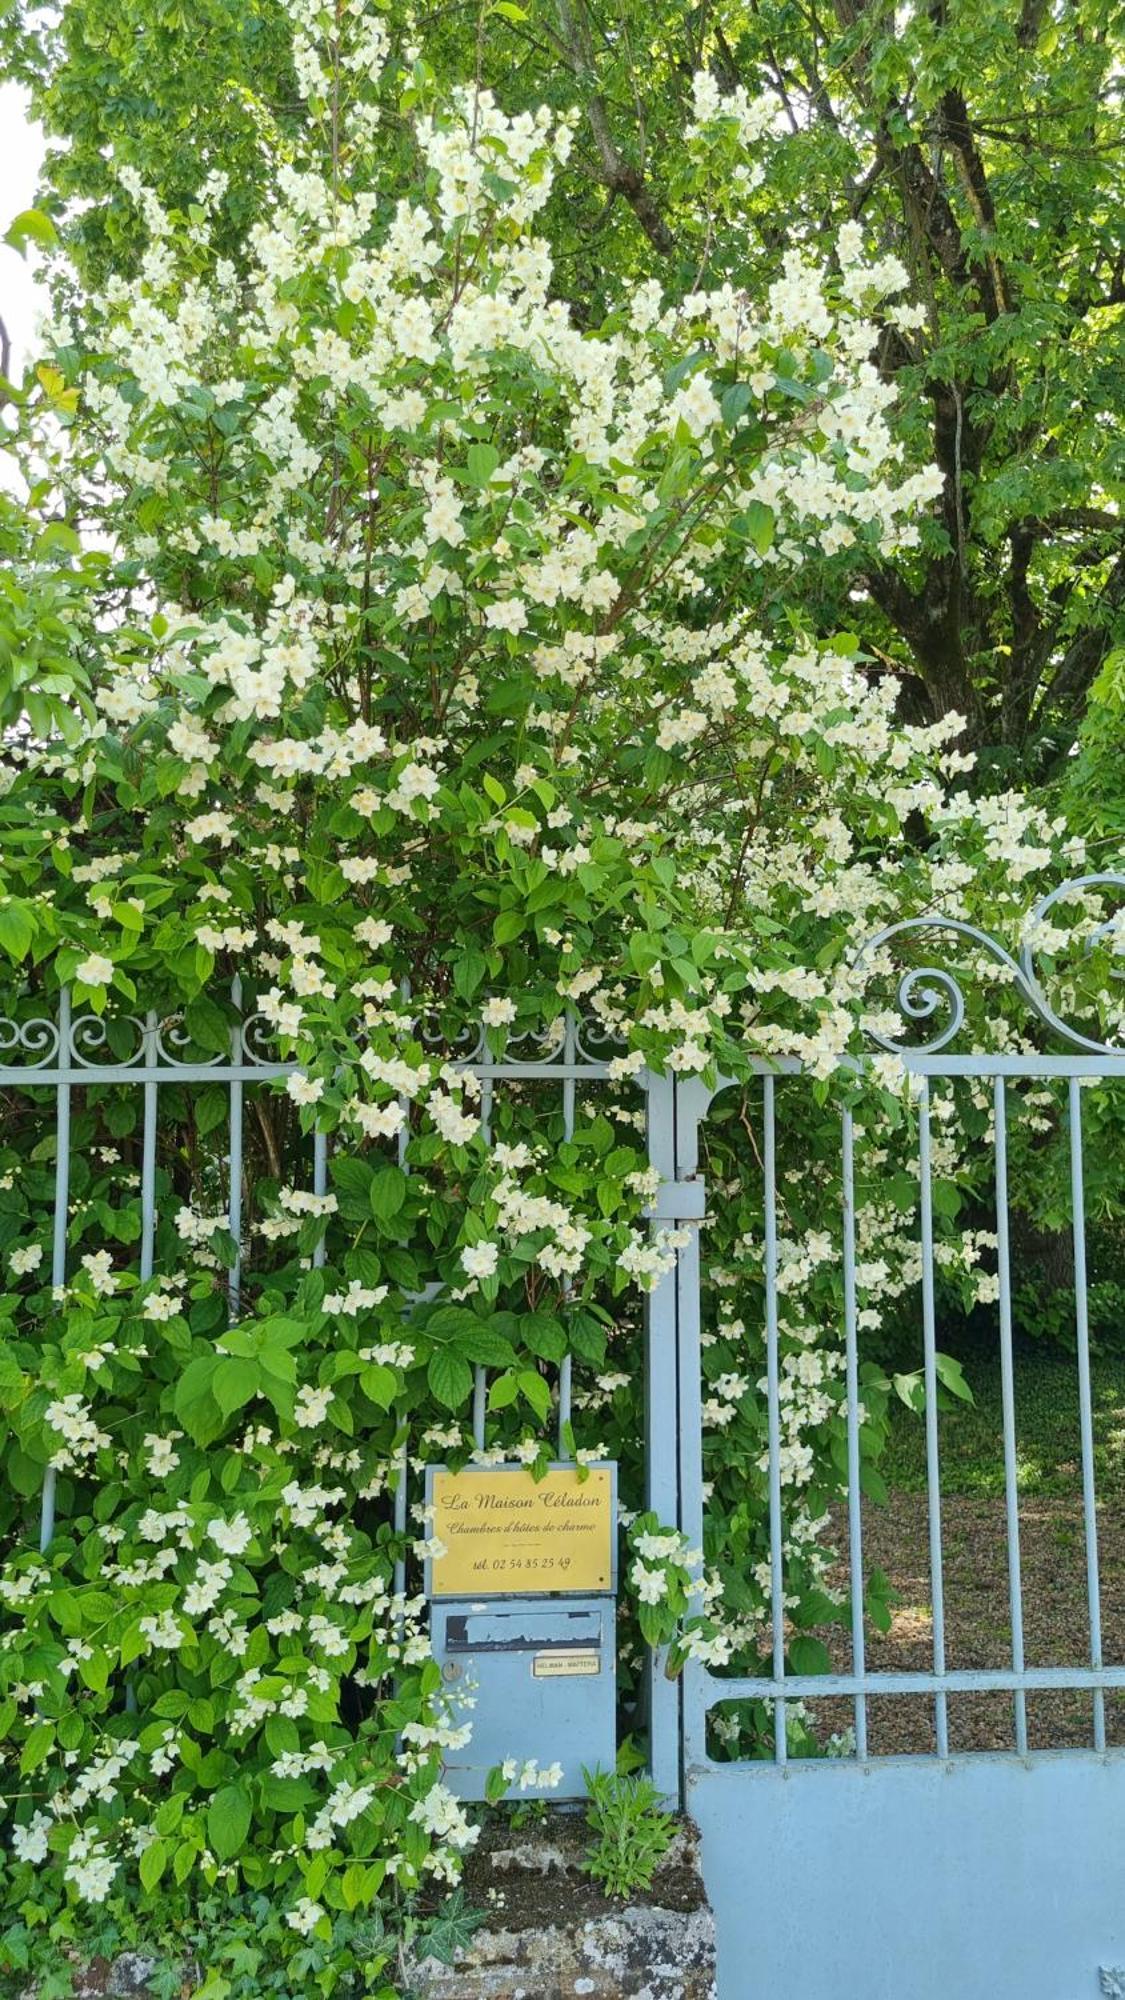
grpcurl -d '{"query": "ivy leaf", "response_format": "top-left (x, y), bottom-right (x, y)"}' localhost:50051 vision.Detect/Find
top-left (206, 1783), bottom-right (251, 1862)
top-left (427, 1348), bottom-right (474, 1410)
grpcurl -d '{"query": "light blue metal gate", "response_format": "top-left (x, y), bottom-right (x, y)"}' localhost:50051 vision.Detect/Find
top-left (648, 879), bottom-right (1125, 2000)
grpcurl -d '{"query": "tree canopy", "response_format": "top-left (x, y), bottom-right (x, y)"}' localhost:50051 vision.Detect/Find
top-left (4, 0), bottom-right (1123, 769)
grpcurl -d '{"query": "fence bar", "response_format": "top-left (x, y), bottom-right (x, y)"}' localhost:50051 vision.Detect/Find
top-left (139, 1011), bottom-right (159, 1283)
top-left (227, 988), bottom-right (243, 1323)
top-left (40, 988), bottom-right (72, 1555)
top-left (694, 1662), bottom-right (1125, 1703)
top-left (841, 1106), bottom-right (867, 1759)
top-left (763, 1074), bottom-right (786, 1765)
top-left (918, 1080), bottom-right (948, 1756)
top-left (312, 1127), bottom-right (328, 1269)
top-left (1069, 1077), bottom-right (1105, 1752)
top-left (645, 1072), bottom-right (682, 1802)
top-left (559, 1012), bottom-right (577, 1457)
top-left (393, 1431), bottom-right (408, 1614)
top-left (993, 1079), bottom-right (1027, 1754)
top-left (472, 1369), bottom-right (487, 1451)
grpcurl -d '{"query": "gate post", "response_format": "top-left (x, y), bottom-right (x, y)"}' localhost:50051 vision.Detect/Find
top-left (644, 1073), bottom-right (712, 1803)
top-left (645, 1070), bottom-right (682, 1801)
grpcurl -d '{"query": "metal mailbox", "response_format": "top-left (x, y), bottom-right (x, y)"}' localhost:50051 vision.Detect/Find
top-left (425, 1462), bottom-right (617, 1801)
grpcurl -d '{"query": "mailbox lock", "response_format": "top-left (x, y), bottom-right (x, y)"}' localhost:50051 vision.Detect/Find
top-left (442, 1661), bottom-right (462, 1683)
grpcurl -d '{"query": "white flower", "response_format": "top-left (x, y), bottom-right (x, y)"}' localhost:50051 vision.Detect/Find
top-left (11, 1811), bottom-right (51, 1864)
top-left (142, 1291), bottom-right (183, 1322)
top-left (460, 1241), bottom-right (499, 1280)
top-left (631, 1562), bottom-right (669, 1604)
top-left (184, 809), bottom-right (236, 846)
top-left (286, 1897), bottom-right (325, 1936)
top-left (481, 996), bottom-right (517, 1027)
top-left (75, 953), bottom-right (114, 988)
top-left (144, 1432), bottom-right (181, 1476)
top-left (294, 1384), bottom-right (334, 1428)
top-left (286, 1072), bottom-right (325, 1105)
top-left (9, 1243), bottom-right (43, 1276)
top-left (208, 1512), bottom-right (253, 1555)
top-left (64, 1831), bottom-right (117, 1903)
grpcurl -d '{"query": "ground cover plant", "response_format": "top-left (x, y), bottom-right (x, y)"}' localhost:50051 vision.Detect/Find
top-left (0, 0), bottom-right (1122, 1989)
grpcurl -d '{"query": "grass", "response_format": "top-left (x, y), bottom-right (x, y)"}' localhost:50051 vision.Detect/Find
top-left (879, 1337), bottom-right (1125, 1499)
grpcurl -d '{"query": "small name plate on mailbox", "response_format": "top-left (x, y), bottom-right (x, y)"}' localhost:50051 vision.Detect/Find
top-left (427, 1463), bottom-right (615, 1597)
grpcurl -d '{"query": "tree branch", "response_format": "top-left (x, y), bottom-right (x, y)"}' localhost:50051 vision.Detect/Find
top-left (553, 0), bottom-right (675, 256)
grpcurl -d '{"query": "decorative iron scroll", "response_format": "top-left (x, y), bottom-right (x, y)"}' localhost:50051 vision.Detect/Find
top-left (416, 1008), bottom-right (624, 1068)
top-left (0, 1014), bottom-right (60, 1070)
top-left (0, 995), bottom-right (626, 1077)
top-left (0, 1000), bottom-right (288, 1075)
top-left (853, 873), bottom-right (1125, 1056)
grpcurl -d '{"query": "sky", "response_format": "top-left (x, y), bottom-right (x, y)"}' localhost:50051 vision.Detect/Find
top-left (1, 80), bottom-right (48, 382)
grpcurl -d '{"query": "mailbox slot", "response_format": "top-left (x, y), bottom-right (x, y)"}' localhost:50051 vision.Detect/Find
top-left (444, 1608), bottom-right (603, 1654)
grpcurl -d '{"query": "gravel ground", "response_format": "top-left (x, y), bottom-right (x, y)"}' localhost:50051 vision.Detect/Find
top-left (809, 1490), bottom-right (1125, 1755)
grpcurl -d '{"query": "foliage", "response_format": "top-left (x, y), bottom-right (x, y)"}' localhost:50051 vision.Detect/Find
top-left (0, 0), bottom-right (1120, 1979)
top-left (5, 0), bottom-right (1123, 768)
top-left (579, 1766), bottom-right (675, 1900)
top-left (880, 1335), bottom-right (1125, 1499)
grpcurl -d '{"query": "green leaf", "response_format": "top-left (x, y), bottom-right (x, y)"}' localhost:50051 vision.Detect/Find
top-left (184, 996), bottom-right (232, 1056)
top-left (744, 500), bottom-right (774, 555)
top-left (206, 1783), bottom-right (251, 1862)
top-left (0, 903), bottom-right (36, 963)
top-left (720, 382), bottom-right (753, 427)
top-left (492, 908), bottom-right (525, 945)
top-left (174, 1353), bottom-right (224, 1444)
top-left (453, 947), bottom-right (487, 1001)
top-left (935, 1351), bottom-right (975, 1403)
top-left (453, 1325), bottom-right (517, 1367)
top-left (428, 1348), bottom-right (474, 1409)
top-left (517, 1369), bottom-right (551, 1423)
top-left (487, 1371), bottom-right (519, 1410)
top-left (139, 1838), bottom-right (168, 1893)
top-left (212, 1356), bottom-right (261, 1417)
top-left (930, 1180), bottom-right (961, 1219)
top-left (466, 441), bottom-right (500, 485)
top-left (361, 1361), bottom-right (398, 1408)
top-left (5, 208), bottom-right (58, 254)
top-left (19, 1721), bottom-right (54, 1773)
top-left (788, 1636), bottom-right (831, 1676)
top-left (370, 1166), bottom-right (407, 1224)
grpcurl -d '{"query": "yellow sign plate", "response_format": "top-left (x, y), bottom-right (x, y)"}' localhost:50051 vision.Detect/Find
top-left (429, 1465), bottom-right (614, 1597)
top-left (533, 1650), bottom-right (601, 1678)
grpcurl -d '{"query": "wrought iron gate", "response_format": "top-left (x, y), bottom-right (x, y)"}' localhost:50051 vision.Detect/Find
top-left (7, 877), bottom-right (1125, 1997)
top-left (645, 880), bottom-right (1125, 2000)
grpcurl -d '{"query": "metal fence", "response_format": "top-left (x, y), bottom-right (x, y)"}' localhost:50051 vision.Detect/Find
top-left (0, 996), bottom-right (660, 1696)
top-left (6, 876), bottom-right (1125, 1994)
top-left (663, 874), bottom-right (1125, 1999)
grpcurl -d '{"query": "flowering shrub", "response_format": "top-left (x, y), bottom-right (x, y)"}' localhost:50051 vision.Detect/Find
top-left (0, 0), bottom-right (1114, 1979)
